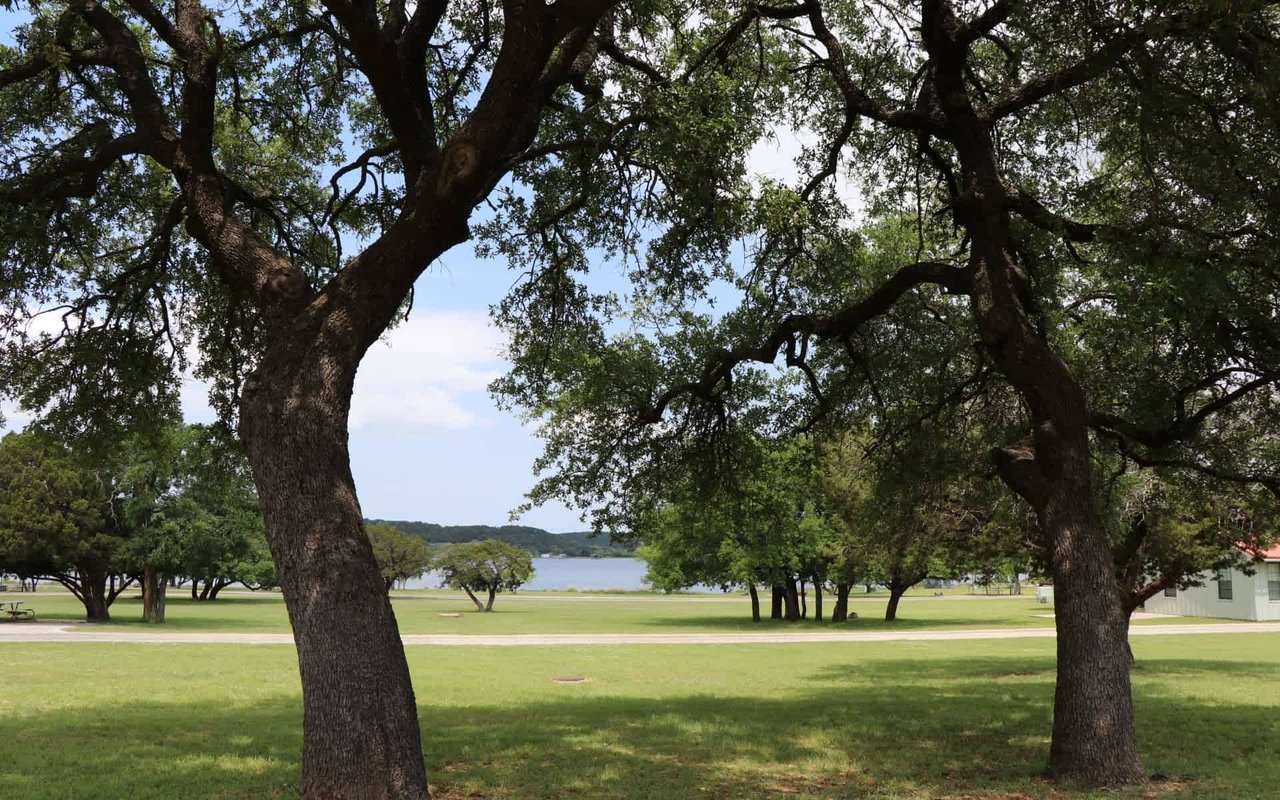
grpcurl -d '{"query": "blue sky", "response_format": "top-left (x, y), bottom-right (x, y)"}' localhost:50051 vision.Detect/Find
top-left (187, 241), bottom-right (590, 531)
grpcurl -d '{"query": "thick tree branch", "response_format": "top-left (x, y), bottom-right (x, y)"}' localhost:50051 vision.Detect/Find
top-left (321, 0), bottom-right (438, 177)
top-left (956, 0), bottom-right (1014, 48)
top-left (1096, 428), bottom-right (1280, 500)
top-left (1005, 186), bottom-right (1101, 242)
top-left (806, 1), bottom-right (940, 134)
top-left (638, 261), bottom-right (972, 423)
top-left (122, 0), bottom-right (183, 52)
top-left (78, 2), bottom-right (173, 140)
top-left (987, 21), bottom-right (1165, 119)
top-left (1090, 373), bottom-right (1279, 449)
top-left (1, 128), bottom-right (169, 205)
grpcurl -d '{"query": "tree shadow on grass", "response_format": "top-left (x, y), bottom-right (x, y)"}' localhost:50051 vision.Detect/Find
top-left (639, 614), bottom-right (1046, 632)
top-left (35, 593), bottom-right (291, 629)
top-left (4, 656), bottom-right (1278, 800)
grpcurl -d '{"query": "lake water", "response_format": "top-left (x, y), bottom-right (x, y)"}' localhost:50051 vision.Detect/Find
top-left (405, 556), bottom-right (667, 591)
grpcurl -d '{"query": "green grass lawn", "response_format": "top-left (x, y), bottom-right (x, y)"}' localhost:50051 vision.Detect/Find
top-left (1, 634), bottom-right (1277, 799)
top-left (10, 587), bottom-right (1239, 634)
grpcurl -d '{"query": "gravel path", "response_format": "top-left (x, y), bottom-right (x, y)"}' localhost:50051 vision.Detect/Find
top-left (1, 621), bottom-right (1276, 646)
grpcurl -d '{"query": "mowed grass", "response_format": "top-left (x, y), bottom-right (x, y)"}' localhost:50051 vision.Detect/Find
top-left (1, 634), bottom-right (1278, 799)
top-left (10, 587), bottom-right (1238, 634)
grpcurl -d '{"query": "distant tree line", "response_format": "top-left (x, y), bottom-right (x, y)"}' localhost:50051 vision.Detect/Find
top-left (369, 520), bottom-right (631, 558)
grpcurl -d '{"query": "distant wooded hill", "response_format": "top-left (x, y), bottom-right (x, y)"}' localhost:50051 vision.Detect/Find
top-left (366, 520), bottom-right (633, 557)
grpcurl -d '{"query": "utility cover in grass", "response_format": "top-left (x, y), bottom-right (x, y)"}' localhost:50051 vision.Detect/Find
top-left (438, 613), bottom-right (462, 618)
top-left (552, 676), bottom-right (587, 683)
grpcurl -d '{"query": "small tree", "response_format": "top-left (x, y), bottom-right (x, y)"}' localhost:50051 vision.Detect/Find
top-left (434, 541), bottom-right (533, 612)
top-left (368, 523), bottom-right (433, 594)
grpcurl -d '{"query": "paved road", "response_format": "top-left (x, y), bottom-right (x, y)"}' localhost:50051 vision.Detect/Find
top-left (1, 621), bottom-right (1276, 646)
top-left (216, 590), bottom-right (1044, 603)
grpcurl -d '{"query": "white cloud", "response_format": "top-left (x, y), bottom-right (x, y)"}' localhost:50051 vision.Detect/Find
top-left (350, 310), bottom-right (506, 432)
top-left (173, 310), bottom-right (504, 433)
top-left (745, 125), bottom-right (865, 220)
top-left (747, 127), bottom-right (810, 181)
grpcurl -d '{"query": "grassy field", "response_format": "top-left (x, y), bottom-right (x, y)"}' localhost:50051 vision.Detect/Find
top-left (8, 587), bottom-right (1238, 633)
top-left (1, 633), bottom-right (1278, 799)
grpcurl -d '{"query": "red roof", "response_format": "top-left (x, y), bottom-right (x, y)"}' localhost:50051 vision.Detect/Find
top-left (1255, 544), bottom-right (1280, 561)
top-left (1237, 542), bottom-right (1280, 561)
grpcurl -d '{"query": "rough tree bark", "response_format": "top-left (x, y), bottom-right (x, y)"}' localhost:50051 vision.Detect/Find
top-left (771, 585), bottom-right (784, 619)
top-left (242, 343), bottom-right (430, 800)
top-left (748, 584), bottom-right (761, 622)
top-left (783, 576), bottom-right (802, 621)
top-left (831, 583), bottom-right (852, 622)
top-left (142, 566), bottom-right (167, 623)
top-left (81, 570), bottom-right (112, 622)
top-left (884, 583), bottom-right (906, 622)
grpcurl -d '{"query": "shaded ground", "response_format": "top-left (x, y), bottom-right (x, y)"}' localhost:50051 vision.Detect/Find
top-left (1, 635), bottom-right (1277, 798)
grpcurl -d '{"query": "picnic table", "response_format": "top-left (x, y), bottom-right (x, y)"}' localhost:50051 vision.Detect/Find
top-left (2, 600), bottom-right (35, 620)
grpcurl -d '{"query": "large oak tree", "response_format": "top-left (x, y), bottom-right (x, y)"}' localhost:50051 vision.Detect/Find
top-left (0, 0), bottom-right (677, 797)
top-left (494, 0), bottom-right (1280, 786)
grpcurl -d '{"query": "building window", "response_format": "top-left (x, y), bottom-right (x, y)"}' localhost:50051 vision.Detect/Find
top-left (1163, 586), bottom-right (1178, 598)
top-left (1216, 569), bottom-right (1233, 601)
top-left (1268, 564), bottom-right (1280, 602)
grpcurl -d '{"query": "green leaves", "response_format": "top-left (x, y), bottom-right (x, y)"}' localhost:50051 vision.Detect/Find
top-left (0, 431), bottom-right (113, 579)
top-left (367, 522), bottom-right (432, 593)
top-left (433, 539), bottom-right (534, 596)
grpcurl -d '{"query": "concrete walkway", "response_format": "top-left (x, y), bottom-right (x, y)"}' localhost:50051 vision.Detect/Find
top-left (1, 621), bottom-right (1277, 646)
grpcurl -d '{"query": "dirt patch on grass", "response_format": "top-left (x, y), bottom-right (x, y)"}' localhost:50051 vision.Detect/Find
top-left (1144, 776), bottom-right (1196, 797)
top-left (938, 793), bottom-right (1042, 800)
top-left (430, 784), bottom-right (485, 800)
top-left (759, 769), bottom-right (871, 796)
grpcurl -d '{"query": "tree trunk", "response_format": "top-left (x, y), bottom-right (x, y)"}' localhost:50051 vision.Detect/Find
top-left (142, 566), bottom-right (167, 624)
top-left (885, 584), bottom-right (904, 622)
top-left (931, 30), bottom-right (1145, 783)
top-left (1036, 495), bottom-right (1143, 783)
top-left (208, 579), bottom-right (228, 600)
top-left (799, 579), bottom-right (807, 619)
top-left (748, 584), bottom-right (760, 622)
top-left (485, 588), bottom-right (496, 612)
top-left (783, 576), bottom-right (801, 622)
top-left (812, 581), bottom-right (823, 622)
top-left (770, 585), bottom-right (784, 620)
top-left (462, 586), bottom-right (485, 611)
top-left (191, 581), bottom-right (200, 601)
top-left (80, 569), bottom-right (111, 622)
top-left (831, 583), bottom-right (851, 623)
top-left (1123, 610), bottom-right (1135, 667)
top-left (241, 356), bottom-right (430, 800)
